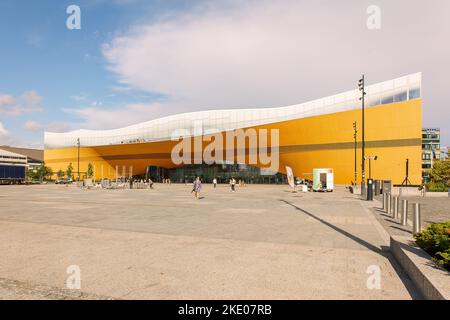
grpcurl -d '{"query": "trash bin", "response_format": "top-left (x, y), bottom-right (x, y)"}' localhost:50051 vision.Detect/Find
top-left (374, 180), bottom-right (381, 196)
top-left (367, 179), bottom-right (374, 201)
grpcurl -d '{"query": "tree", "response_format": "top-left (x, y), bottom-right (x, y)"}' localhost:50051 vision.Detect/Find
top-left (44, 166), bottom-right (53, 180)
top-left (431, 160), bottom-right (450, 185)
top-left (66, 163), bottom-right (73, 181)
top-left (86, 163), bottom-right (94, 179)
top-left (27, 167), bottom-right (39, 181)
top-left (34, 163), bottom-right (53, 182)
top-left (57, 170), bottom-right (65, 179)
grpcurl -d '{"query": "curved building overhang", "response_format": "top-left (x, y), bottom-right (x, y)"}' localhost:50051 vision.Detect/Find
top-left (44, 73), bottom-right (421, 149)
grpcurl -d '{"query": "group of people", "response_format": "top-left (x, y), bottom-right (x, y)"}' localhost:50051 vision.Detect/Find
top-left (118, 175), bottom-right (247, 199)
top-left (128, 178), bottom-right (154, 189)
top-left (191, 177), bottom-right (243, 199)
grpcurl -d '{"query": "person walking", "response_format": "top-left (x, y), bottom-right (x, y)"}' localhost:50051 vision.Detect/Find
top-left (213, 178), bottom-right (217, 189)
top-left (419, 183), bottom-right (427, 197)
top-left (148, 178), bottom-right (154, 189)
top-left (230, 177), bottom-right (236, 192)
top-left (192, 177), bottom-right (202, 199)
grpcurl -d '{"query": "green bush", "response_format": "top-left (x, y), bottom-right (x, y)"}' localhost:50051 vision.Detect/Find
top-left (425, 182), bottom-right (449, 192)
top-left (430, 160), bottom-right (450, 185)
top-left (414, 221), bottom-right (450, 271)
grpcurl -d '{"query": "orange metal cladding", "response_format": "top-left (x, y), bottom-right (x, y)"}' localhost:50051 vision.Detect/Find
top-left (44, 99), bottom-right (422, 184)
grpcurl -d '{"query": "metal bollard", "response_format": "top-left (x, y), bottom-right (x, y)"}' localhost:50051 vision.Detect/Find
top-left (387, 193), bottom-right (392, 214)
top-left (393, 196), bottom-right (399, 219)
top-left (401, 199), bottom-right (408, 226)
top-left (413, 203), bottom-right (421, 234)
top-left (382, 193), bottom-right (386, 211)
top-left (384, 193), bottom-right (388, 213)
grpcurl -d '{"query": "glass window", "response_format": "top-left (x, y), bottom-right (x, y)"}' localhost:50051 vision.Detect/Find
top-left (381, 94), bottom-right (394, 105)
top-left (394, 91), bottom-right (407, 102)
top-left (409, 88), bottom-right (421, 99)
top-left (368, 95), bottom-right (381, 107)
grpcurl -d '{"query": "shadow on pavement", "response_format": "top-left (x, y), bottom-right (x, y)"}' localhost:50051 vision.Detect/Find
top-left (279, 199), bottom-right (422, 299)
top-left (280, 199), bottom-right (382, 254)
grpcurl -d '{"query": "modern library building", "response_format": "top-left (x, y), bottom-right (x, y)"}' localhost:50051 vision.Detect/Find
top-left (44, 73), bottom-right (422, 184)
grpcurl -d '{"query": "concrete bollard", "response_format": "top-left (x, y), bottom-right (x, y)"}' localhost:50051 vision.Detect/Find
top-left (387, 194), bottom-right (391, 214)
top-left (393, 196), bottom-right (399, 219)
top-left (401, 199), bottom-right (408, 226)
top-left (413, 203), bottom-right (422, 234)
top-left (384, 193), bottom-right (388, 212)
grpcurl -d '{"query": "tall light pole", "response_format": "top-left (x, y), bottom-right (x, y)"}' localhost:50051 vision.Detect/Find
top-left (353, 121), bottom-right (358, 185)
top-left (364, 155), bottom-right (378, 179)
top-left (358, 75), bottom-right (367, 194)
top-left (77, 138), bottom-right (80, 181)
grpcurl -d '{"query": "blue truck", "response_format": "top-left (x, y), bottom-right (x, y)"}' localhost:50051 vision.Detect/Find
top-left (0, 164), bottom-right (26, 184)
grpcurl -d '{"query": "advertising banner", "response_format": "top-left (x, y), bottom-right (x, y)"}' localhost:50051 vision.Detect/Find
top-left (286, 166), bottom-right (295, 189)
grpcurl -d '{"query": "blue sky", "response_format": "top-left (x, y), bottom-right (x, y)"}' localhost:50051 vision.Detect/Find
top-left (0, 0), bottom-right (449, 147)
top-left (0, 0), bottom-right (198, 146)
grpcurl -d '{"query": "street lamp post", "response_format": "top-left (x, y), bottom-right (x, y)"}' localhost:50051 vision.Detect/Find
top-left (358, 75), bottom-right (367, 194)
top-left (364, 155), bottom-right (378, 180)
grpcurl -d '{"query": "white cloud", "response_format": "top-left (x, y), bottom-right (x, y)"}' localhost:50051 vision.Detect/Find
top-left (70, 94), bottom-right (88, 102)
top-left (111, 85), bottom-right (133, 92)
top-left (0, 135), bottom-right (43, 149)
top-left (0, 90), bottom-right (43, 116)
top-left (22, 120), bottom-right (72, 134)
top-left (46, 122), bottom-right (72, 133)
top-left (0, 122), bottom-right (8, 137)
top-left (0, 120), bottom-right (43, 148)
top-left (23, 120), bottom-right (43, 132)
top-left (21, 91), bottom-right (43, 109)
top-left (101, 0), bottom-right (450, 143)
top-left (0, 94), bottom-right (15, 107)
top-left (62, 102), bottom-right (167, 130)
top-left (0, 122), bottom-right (42, 148)
top-left (91, 101), bottom-right (103, 107)
top-left (0, 120), bottom-right (44, 148)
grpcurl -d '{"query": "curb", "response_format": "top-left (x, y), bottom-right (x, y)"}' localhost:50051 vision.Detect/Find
top-left (390, 235), bottom-right (450, 300)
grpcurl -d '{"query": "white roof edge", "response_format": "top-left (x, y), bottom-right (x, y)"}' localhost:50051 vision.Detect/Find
top-left (44, 72), bottom-right (422, 148)
top-left (45, 72), bottom-right (422, 136)
top-left (0, 148), bottom-right (28, 158)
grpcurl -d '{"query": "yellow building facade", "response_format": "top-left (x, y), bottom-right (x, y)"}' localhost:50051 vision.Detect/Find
top-left (44, 73), bottom-right (422, 185)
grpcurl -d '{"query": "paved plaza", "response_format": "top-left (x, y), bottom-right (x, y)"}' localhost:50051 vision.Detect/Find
top-left (0, 183), bottom-right (420, 299)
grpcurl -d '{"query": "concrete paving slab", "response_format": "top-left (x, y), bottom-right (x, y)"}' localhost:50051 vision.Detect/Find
top-left (0, 184), bottom-right (419, 299)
